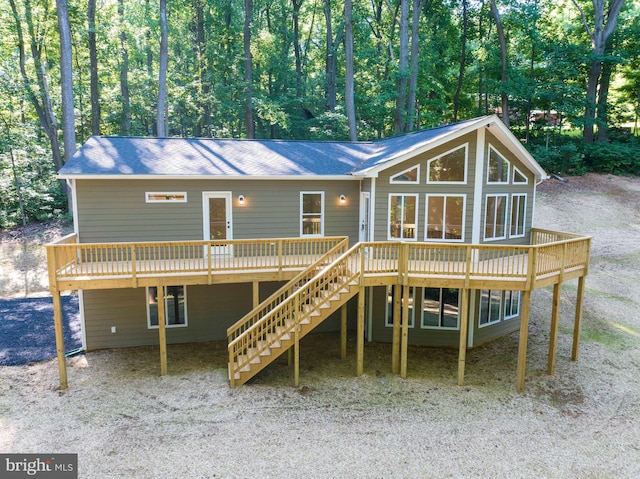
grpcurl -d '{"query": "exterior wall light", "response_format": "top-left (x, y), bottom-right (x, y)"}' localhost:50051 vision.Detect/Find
top-left (339, 194), bottom-right (346, 204)
top-left (238, 195), bottom-right (245, 205)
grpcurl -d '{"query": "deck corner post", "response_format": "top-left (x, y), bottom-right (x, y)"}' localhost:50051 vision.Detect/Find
top-left (356, 285), bottom-right (365, 376)
top-left (340, 304), bottom-right (347, 360)
top-left (547, 282), bottom-right (562, 375)
top-left (391, 285), bottom-right (401, 374)
top-left (52, 291), bottom-right (68, 390)
top-left (516, 289), bottom-right (532, 393)
top-left (400, 285), bottom-right (410, 379)
top-left (457, 288), bottom-right (470, 386)
top-left (572, 276), bottom-right (586, 361)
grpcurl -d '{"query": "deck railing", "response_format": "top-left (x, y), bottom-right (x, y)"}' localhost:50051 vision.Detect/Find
top-left (47, 236), bottom-right (348, 281)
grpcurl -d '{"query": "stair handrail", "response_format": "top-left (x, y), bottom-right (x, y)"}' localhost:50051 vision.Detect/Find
top-left (227, 237), bottom-right (350, 342)
top-left (228, 243), bottom-right (362, 377)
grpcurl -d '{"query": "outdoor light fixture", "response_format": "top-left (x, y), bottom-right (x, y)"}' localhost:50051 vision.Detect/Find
top-left (238, 195), bottom-right (245, 204)
top-left (339, 194), bottom-right (346, 204)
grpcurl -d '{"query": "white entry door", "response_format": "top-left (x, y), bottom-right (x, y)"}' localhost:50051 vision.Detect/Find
top-left (203, 192), bottom-right (233, 255)
top-left (359, 192), bottom-right (371, 242)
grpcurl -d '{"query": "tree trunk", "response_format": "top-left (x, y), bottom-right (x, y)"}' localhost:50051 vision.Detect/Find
top-left (157, 0), bottom-right (169, 137)
top-left (56, 0), bottom-right (76, 162)
top-left (345, 0), bottom-right (357, 141)
top-left (394, 0), bottom-right (410, 133)
top-left (490, 0), bottom-right (509, 127)
top-left (194, 0), bottom-right (210, 137)
top-left (324, 0), bottom-right (337, 112)
top-left (88, 0), bottom-right (100, 135)
top-left (596, 35), bottom-right (615, 142)
top-left (244, 0), bottom-right (255, 138)
top-left (293, 0), bottom-right (304, 100)
top-left (453, 0), bottom-right (468, 122)
top-left (118, 0), bottom-right (131, 135)
top-left (571, 0), bottom-right (626, 143)
top-left (406, 0), bottom-right (423, 131)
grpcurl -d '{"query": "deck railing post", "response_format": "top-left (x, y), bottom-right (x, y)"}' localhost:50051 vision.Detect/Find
top-left (130, 246), bottom-right (137, 288)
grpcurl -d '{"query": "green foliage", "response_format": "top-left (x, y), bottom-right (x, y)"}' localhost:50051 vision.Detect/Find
top-left (584, 141), bottom-right (640, 175)
top-left (527, 142), bottom-right (585, 176)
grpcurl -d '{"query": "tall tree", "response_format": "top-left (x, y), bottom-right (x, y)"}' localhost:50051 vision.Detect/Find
top-left (489, 0), bottom-right (510, 127)
top-left (324, 0), bottom-right (338, 112)
top-left (394, 0), bottom-right (410, 133)
top-left (244, 0), bottom-right (255, 138)
top-left (118, 0), bottom-right (131, 135)
top-left (571, 0), bottom-right (626, 143)
top-left (87, 0), bottom-right (100, 135)
top-left (157, 0), bottom-right (169, 137)
top-left (345, 0), bottom-right (357, 140)
top-left (406, 0), bottom-right (424, 131)
top-left (453, 0), bottom-right (469, 122)
top-left (56, 0), bottom-right (76, 161)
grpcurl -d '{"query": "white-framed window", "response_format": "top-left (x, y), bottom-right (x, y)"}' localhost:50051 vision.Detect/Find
top-left (510, 194), bottom-right (527, 238)
top-left (388, 194), bottom-right (418, 240)
top-left (300, 192), bottom-right (324, 237)
top-left (487, 145), bottom-right (510, 184)
top-left (484, 194), bottom-right (508, 241)
top-left (147, 285), bottom-right (188, 329)
top-left (503, 290), bottom-right (521, 320)
top-left (421, 288), bottom-right (460, 330)
top-left (385, 286), bottom-right (415, 328)
top-left (146, 192), bottom-right (187, 203)
top-left (427, 144), bottom-right (468, 184)
top-left (390, 164), bottom-right (420, 184)
top-left (512, 166), bottom-right (529, 184)
top-left (479, 289), bottom-right (521, 327)
top-left (425, 194), bottom-right (466, 242)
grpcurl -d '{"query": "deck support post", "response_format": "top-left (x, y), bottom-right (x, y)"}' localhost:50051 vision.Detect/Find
top-left (572, 276), bottom-right (586, 361)
top-left (252, 281), bottom-right (260, 308)
top-left (457, 289), bottom-right (470, 386)
top-left (52, 291), bottom-right (68, 390)
top-left (294, 318), bottom-right (300, 387)
top-left (516, 290), bottom-right (532, 392)
top-left (391, 285), bottom-right (401, 374)
top-left (400, 285), bottom-right (410, 379)
top-left (157, 285), bottom-right (167, 376)
top-left (340, 303), bottom-right (347, 360)
top-left (547, 283), bottom-right (562, 375)
top-left (356, 286), bottom-right (365, 376)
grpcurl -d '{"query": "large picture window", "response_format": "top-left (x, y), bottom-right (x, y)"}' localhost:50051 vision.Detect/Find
top-left (484, 194), bottom-right (508, 241)
top-left (427, 144), bottom-right (467, 183)
top-left (388, 194), bottom-right (418, 240)
top-left (300, 192), bottom-right (324, 237)
top-left (510, 194), bottom-right (527, 238)
top-left (425, 194), bottom-right (465, 241)
top-left (487, 145), bottom-right (510, 184)
top-left (479, 289), bottom-right (520, 327)
top-left (147, 285), bottom-right (188, 328)
top-left (421, 288), bottom-right (459, 329)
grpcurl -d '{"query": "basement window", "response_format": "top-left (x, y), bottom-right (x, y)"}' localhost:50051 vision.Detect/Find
top-left (146, 192), bottom-right (187, 203)
top-left (147, 285), bottom-right (188, 328)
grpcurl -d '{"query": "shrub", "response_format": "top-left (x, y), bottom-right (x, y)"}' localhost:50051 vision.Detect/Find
top-left (584, 142), bottom-right (640, 175)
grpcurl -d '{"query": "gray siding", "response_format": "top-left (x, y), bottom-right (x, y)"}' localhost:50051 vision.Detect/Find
top-left (75, 179), bottom-right (360, 244)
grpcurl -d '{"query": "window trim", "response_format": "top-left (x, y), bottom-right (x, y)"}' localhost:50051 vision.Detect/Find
top-left (424, 194), bottom-right (466, 243)
top-left (486, 144), bottom-right (510, 184)
top-left (426, 143), bottom-right (468, 184)
top-left (484, 194), bottom-right (508, 242)
top-left (390, 164), bottom-right (420, 184)
top-left (146, 192), bottom-right (187, 203)
top-left (478, 289), bottom-right (502, 328)
top-left (420, 288), bottom-right (460, 330)
top-left (147, 285), bottom-right (188, 329)
top-left (387, 193), bottom-right (419, 241)
top-left (512, 166), bottom-right (529, 184)
top-left (503, 290), bottom-right (521, 320)
top-left (509, 193), bottom-right (527, 238)
top-left (479, 289), bottom-right (521, 327)
top-left (300, 191), bottom-right (325, 237)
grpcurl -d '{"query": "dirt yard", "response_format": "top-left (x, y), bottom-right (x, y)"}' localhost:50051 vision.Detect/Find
top-left (1, 174), bottom-right (639, 478)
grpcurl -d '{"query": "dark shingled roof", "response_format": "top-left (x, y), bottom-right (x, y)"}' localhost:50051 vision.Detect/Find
top-left (59, 116), bottom-right (522, 178)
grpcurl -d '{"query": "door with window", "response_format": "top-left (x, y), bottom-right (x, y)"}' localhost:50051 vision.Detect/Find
top-left (359, 192), bottom-right (371, 242)
top-left (203, 192), bottom-right (232, 255)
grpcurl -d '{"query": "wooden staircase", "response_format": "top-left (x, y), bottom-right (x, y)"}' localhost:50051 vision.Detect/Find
top-left (227, 243), bottom-right (361, 387)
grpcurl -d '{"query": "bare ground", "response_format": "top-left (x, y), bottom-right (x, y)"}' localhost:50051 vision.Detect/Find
top-left (1, 174), bottom-right (640, 478)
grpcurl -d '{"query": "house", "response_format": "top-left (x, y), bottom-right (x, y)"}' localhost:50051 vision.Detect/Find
top-left (47, 115), bottom-right (591, 391)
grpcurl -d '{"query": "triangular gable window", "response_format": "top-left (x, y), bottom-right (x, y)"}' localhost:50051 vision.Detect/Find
top-left (390, 164), bottom-right (420, 184)
top-left (487, 145), bottom-right (510, 184)
top-left (513, 166), bottom-right (528, 184)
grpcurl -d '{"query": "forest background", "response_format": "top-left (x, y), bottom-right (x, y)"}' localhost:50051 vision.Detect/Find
top-left (1, 0), bottom-right (639, 229)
